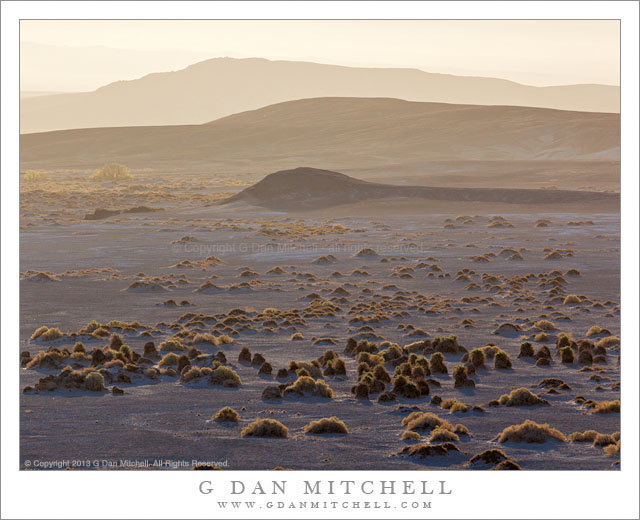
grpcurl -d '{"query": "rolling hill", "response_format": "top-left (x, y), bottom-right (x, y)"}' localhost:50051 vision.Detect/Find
top-left (221, 167), bottom-right (619, 211)
top-left (20, 97), bottom-right (620, 188)
top-left (20, 57), bottom-right (619, 133)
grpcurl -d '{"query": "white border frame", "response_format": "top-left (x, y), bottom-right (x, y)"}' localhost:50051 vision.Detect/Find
top-left (2, 2), bottom-right (638, 519)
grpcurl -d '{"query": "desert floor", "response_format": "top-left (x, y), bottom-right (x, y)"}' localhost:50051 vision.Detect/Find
top-left (19, 173), bottom-right (620, 470)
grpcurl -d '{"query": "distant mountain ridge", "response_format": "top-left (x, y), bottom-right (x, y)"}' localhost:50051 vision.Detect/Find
top-left (20, 57), bottom-right (620, 133)
top-left (221, 167), bottom-right (619, 211)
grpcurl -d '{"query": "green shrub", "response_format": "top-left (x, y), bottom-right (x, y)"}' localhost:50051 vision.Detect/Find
top-left (91, 163), bottom-right (132, 181)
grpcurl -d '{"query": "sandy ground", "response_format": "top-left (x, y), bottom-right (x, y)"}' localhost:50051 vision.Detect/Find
top-left (19, 178), bottom-right (620, 471)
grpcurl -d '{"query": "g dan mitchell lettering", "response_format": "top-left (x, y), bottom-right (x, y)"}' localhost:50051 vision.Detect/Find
top-left (199, 479), bottom-right (453, 496)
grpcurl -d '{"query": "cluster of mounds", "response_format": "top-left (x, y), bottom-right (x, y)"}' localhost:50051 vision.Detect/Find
top-left (22, 331), bottom-right (243, 393)
top-left (341, 336), bottom-right (469, 401)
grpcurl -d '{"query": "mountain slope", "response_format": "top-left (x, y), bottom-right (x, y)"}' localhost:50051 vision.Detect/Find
top-left (20, 57), bottom-right (619, 133)
top-left (20, 97), bottom-right (620, 177)
top-left (222, 167), bottom-right (619, 211)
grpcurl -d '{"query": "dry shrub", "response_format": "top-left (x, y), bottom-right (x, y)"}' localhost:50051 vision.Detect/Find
top-left (158, 338), bottom-right (185, 351)
top-left (587, 400), bottom-right (620, 414)
top-left (498, 387), bottom-right (549, 406)
top-left (284, 376), bottom-right (333, 398)
top-left (563, 294), bottom-right (581, 304)
top-left (258, 362), bottom-right (273, 375)
top-left (193, 333), bottom-right (219, 346)
top-left (494, 350), bottom-right (512, 369)
top-left (534, 320), bottom-right (556, 331)
top-left (592, 433), bottom-right (616, 447)
top-left (604, 441), bottom-right (620, 456)
top-left (209, 366), bottom-right (242, 386)
top-left (84, 371), bottom-right (105, 391)
top-left (213, 406), bottom-right (239, 422)
top-left (569, 430), bottom-right (599, 442)
top-left (394, 442), bottom-right (460, 458)
top-left (441, 399), bottom-right (471, 413)
top-left (241, 418), bottom-right (288, 438)
top-left (496, 420), bottom-right (566, 443)
top-left (469, 449), bottom-right (507, 465)
top-left (518, 342), bottom-right (535, 358)
top-left (595, 336), bottom-right (620, 349)
top-left (290, 332), bottom-right (304, 341)
top-left (303, 417), bottom-right (348, 434)
top-left (586, 326), bottom-right (611, 337)
top-left (493, 460), bottom-right (521, 470)
top-left (158, 353), bottom-right (180, 366)
top-left (238, 346), bottom-right (252, 362)
top-left (429, 427), bottom-right (459, 443)
top-left (560, 346), bottom-right (574, 363)
top-left (429, 352), bottom-right (448, 374)
top-left (534, 333), bottom-right (548, 342)
top-left (469, 348), bottom-right (486, 367)
top-left (454, 424), bottom-right (470, 436)
top-left (180, 366), bottom-right (202, 382)
top-left (403, 411), bottom-right (452, 432)
top-left (36, 327), bottom-right (64, 342)
top-left (401, 430), bottom-right (420, 440)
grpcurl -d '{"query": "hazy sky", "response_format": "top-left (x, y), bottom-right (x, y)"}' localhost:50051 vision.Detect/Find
top-left (21, 20), bottom-right (620, 91)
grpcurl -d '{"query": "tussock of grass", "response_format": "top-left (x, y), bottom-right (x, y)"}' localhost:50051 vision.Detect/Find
top-left (586, 326), bottom-right (611, 337)
top-left (533, 320), bottom-right (556, 331)
top-left (498, 387), bottom-right (549, 406)
top-left (401, 430), bottom-right (420, 440)
top-left (468, 348), bottom-right (486, 367)
top-left (558, 345), bottom-right (575, 364)
top-left (428, 427), bottom-right (459, 443)
top-left (429, 352), bottom-right (448, 374)
top-left (496, 420), bottom-right (566, 443)
top-left (238, 346), bottom-right (252, 362)
top-left (209, 365), bottom-right (242, 387)
top-left (493, 460), bottom-right (521, 470)
top-left (604, 441), bottom-right (620, 456)
top-left (402, 411), bottom-right (453, 432)
top-left (213, 406), bottom-right (239, 422)
top-left (441, 398), bottom-right (471, 413)
top-left (595, 336), bottom-right (620, 349)
top-left (569, 430), bottom-right (599, 442)
top-left (158, 352), bottom-right (180, 366)
top-left (32, 327), bottom-right (64, 342)
top-left (303, 416), bottom-right (348, 434)
top-left (84, 371), bottom-right (105, 391)
top-left (283, 376), bottom-right (333, 398)
top-left (585, 400), bottom-right (620, 414)
top-left (469, 449), bottom-right (508, 465)
top-left (494, 350), bottom-right (512, 369)
top-left (518, 342), bottom-right (535, 358)
top-left (158, 338), bottom-right (185, 351)
top-left (394, 442), bottom-right (460, 458)
top-left (241, 418), bottom-right (288, 438)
